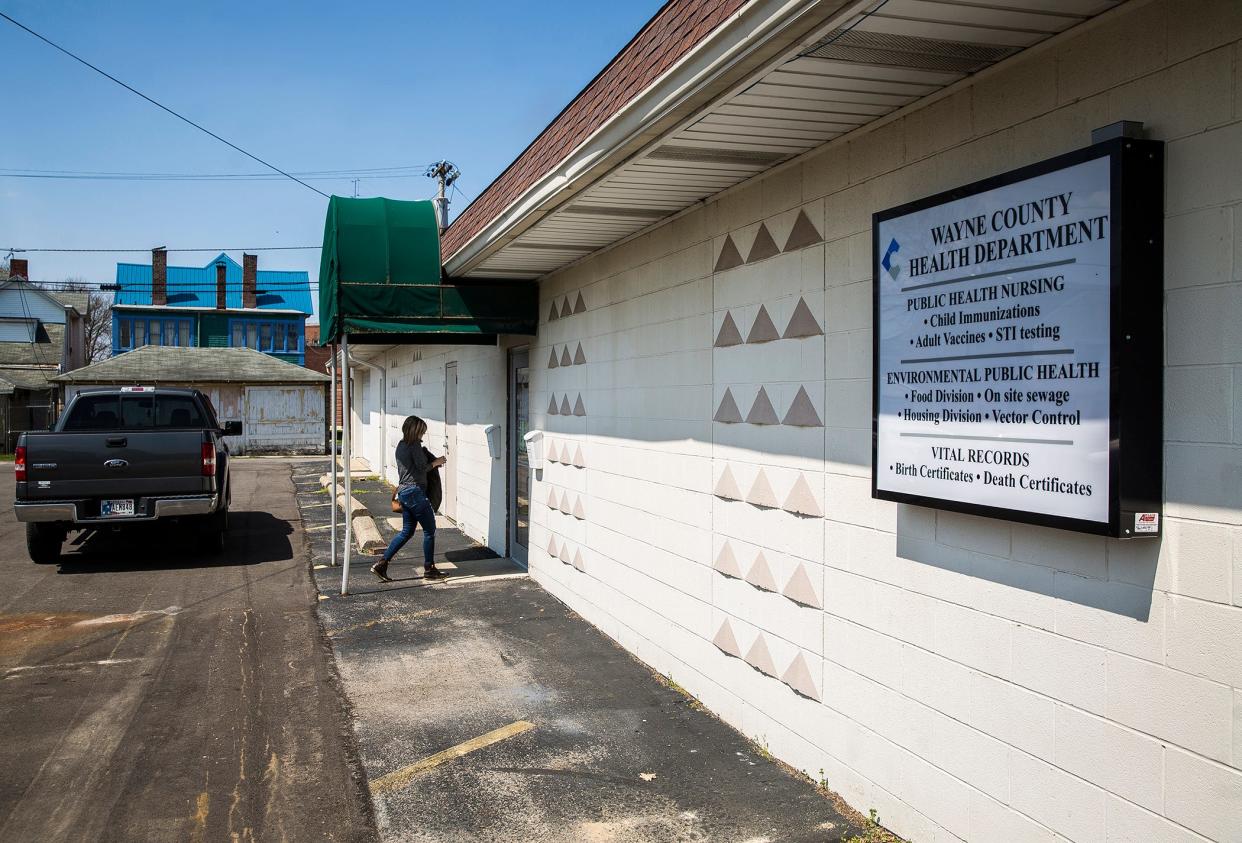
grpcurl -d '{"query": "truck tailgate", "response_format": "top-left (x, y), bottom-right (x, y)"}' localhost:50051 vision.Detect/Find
top-left (22, 431), bottom-right (210, 499)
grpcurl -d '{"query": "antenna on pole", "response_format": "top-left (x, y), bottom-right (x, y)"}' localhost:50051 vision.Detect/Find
top-left (424, 161), bottom-right (460, 231)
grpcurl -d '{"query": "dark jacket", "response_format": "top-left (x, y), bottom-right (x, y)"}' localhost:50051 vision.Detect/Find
top-left (422, 446), bottom-right (443, 512)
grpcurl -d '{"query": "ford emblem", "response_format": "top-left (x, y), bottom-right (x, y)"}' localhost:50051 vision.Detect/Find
top-left (104, 459), bottom-right (129, 469)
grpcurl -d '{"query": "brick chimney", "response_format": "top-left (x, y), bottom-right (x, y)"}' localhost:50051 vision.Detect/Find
top-left (8, 257), bottom-right (28, 281)
top-left (216, 262), bottom-right (227, 310)
top-left (242, 253), bottom-right (257, 309)
top-left (152, 248), bottom-right (168, 306)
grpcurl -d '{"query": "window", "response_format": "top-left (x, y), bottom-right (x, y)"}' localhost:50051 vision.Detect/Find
top-left (228, 319), bottom-right (303, 354)
top-left (116, 316), bottom-right (193, 352)
top-left (63, 393), bottom-right (206, 431)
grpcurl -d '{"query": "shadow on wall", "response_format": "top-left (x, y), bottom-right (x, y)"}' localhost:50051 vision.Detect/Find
top-left (895, 508), bottom-right (1159, 623)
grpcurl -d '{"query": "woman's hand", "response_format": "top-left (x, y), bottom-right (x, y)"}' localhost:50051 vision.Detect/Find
top-left (433, 456), bottom-right (447, 468)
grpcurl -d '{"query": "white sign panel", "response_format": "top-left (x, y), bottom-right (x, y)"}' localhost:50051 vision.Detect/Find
top-left (875, 156), bottom-right (1112, 524)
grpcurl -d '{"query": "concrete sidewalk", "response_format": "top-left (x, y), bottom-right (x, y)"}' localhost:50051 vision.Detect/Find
top-left (294, 462), bottom-right (864, 842)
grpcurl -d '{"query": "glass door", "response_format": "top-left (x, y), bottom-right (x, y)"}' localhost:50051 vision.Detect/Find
top-left (508, 348), bottom-right (530, 566)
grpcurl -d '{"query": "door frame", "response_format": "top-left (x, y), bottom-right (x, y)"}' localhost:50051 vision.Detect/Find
top-left (507, 346), bottom-right (530, 567)
top-left (443, 361), bottom-right (458, 522)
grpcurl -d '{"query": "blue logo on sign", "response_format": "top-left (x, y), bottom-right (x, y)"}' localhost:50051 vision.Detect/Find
top-left (881, 238), bottom-right (901, 281)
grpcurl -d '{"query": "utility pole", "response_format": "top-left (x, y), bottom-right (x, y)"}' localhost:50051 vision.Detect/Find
top-left (351, 178), bottom-right (359, 198)
top-left (424, 160), bottom-right (460, 231)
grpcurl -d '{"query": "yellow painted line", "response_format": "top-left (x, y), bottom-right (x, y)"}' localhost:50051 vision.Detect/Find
top-left (371, 720), bottom-right (535, 794)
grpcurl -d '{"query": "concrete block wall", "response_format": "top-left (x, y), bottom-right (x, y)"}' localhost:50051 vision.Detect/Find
top-left (521, 3), bottom-right (1242, 841)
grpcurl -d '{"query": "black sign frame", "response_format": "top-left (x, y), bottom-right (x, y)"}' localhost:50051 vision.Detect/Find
top-left (871, 137), bottom-right (1164, 538)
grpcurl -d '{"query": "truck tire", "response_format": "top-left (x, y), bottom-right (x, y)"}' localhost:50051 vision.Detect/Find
top-left (26, 523), bottom-right (64, 564)
top-left (202, 507), bottom-right (228, 553)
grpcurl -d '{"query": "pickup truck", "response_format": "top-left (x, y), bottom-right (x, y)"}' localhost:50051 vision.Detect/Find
top-left (13, 386), bottom-right (241, 563)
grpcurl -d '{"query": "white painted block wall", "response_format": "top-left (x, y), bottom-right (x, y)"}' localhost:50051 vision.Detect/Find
top-left (527, 4), bottom-right (1242, 841)
top-left (352, 2), bottom-right (1242, 840)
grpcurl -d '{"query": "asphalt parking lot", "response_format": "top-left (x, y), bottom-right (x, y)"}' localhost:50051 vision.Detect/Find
top-left (298, 466), bottom-right (864, 843)
top-left (0, 458), bottom-right (375, 843)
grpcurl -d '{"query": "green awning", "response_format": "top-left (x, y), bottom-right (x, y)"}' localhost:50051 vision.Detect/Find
top-left (317, 196), bottom-right (537, 344)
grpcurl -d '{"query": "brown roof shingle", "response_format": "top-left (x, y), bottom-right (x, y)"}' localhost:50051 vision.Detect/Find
top-left (441, 0), bottom-right (747, 261)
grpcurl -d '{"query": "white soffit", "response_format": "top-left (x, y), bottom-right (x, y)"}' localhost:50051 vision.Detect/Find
top-left (466, 0), bottom-right (1122, 278)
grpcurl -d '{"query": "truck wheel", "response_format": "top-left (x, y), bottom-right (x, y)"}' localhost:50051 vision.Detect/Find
top-left (26, 523), bottom-right (64, 564)
top-left (202, 507), bottom-right (228, 553)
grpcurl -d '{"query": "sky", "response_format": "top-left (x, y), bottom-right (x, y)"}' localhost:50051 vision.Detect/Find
top-left (0, 0), bottom-right (665, 320)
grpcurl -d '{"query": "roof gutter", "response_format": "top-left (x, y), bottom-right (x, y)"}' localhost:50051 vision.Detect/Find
top-left (444, 0), bottom-right (868, 278)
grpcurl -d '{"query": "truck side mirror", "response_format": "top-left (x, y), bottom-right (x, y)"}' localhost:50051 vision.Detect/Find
top-left (223, 421), bottom-right (243, 437)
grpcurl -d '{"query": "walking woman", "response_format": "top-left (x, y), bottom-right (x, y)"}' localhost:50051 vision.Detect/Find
top-left (371, 415), bottom-right (446, 582)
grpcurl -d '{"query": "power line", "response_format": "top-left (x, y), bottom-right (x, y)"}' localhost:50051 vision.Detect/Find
top-left (0, 11), bottom-right (330, 200)
top-left (9, 246), bottom-right (320, 253)
top-left (1, 172), bottom-right (430, 182)
top-left (1, 164), bottom-right (435, 177)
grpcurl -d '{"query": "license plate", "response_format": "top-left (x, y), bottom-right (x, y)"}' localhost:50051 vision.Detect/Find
top-left (101, 499), bottom-right (135, 517)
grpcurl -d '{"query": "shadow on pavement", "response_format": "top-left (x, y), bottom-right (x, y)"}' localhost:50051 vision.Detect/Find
top-left (54, 511), bottom-right (293, 573)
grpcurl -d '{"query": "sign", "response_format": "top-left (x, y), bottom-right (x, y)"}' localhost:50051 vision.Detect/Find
top-left (873, 138), bottom-right (1164, 537)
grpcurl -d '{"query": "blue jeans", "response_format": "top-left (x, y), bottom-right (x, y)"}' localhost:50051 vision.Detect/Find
top-left (382, 485), bottom-right (436, 567)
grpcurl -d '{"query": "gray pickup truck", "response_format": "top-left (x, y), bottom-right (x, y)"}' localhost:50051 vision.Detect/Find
top-left (14, 386), bottom-right (240, 563)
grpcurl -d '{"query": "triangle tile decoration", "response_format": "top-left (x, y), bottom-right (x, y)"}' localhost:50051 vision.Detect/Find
top-left (746, 387), bottom-right (781, 425)
top-left (547, 488), bottom-right (560, 511)
top-left (714, 465), bottom-right (742, 500)
top-left (573, 548), bottom-right (585, 571)
top-left (573, 395), bottom-right (586, 417)
top-left (746, 305), bottom-right (781, 344)
top-left (549, 302), bottom-right (560, 322)
top-left (573, 343), bottom-right (586, 365)
top-left (714, 234), bottom-right (744, 272)
top-left (548, 347), bottom-right (560, 369)
top-left (714, 312), bottom-right (744, 348)
top-left (560, 298), bottom-right (573, 319)
top-left (573, 292), bottom-right (587, 314)
top-left (547, 441), bottom-right (560, 464)
top-left (560, 347), bottom-right (573, 367)
top-left (560, 395), bottom-right (573, 416)
top-left (559, 542), bottom-right (573, 564)
top-left (783, 474), bottom-right (823, 518)
top-left (782, 652), bottom-right (821, 701)
top-left (746, 550), bottom-right (779, 592)
top-left (714, 388), bottom-right (743, 424)
top-left (713, 540), bottom-right (744, 578)
top-left (548, 394), bottom-right (560, 415)
top-left (783, 297), bottom-right (823, 339)
top-left (783, 386), bottom-right (823, 428)
top-left (713, 619), bottom-right (743, 658)
top-left (572, 445), bottom-right (585, 468)
top-left (783, 563), bottom-right (822, 609)
top-left (744, 634), bottom-right (778, 677)
top-left (572, 497), bottom-right (585, 520)
top-left (746, 222), bottom-right (781, 263)
top-left (548, 535), bottom-right (559, 559)
top-left (783, 209), bottom-right (823, 252)
top-left (746, 468), bottom-right (780, 509)
top-left (560, 494), bottom-right (572, 515)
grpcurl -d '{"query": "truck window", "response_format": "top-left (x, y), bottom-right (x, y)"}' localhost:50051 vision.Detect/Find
top-left (61, 394), bottom-right (122, 431)
top-left (62, 394), bottom-right (207, 430)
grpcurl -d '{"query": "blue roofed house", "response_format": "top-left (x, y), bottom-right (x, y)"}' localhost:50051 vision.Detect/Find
top-left (112, 250), bottom-right (312, 364)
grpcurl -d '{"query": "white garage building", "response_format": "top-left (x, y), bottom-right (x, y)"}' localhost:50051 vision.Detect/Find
top-left (52, 346), bottom-right (329, 455)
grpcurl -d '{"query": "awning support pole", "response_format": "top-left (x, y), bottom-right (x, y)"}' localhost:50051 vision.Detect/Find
top-left (329, 344), bottom-right (338, 567)
top-left (341, 333), bottom-right (352, 596)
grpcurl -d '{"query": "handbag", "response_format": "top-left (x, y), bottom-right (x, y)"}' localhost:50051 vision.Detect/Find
top-left (391, 491), bottom-right (402, 513)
